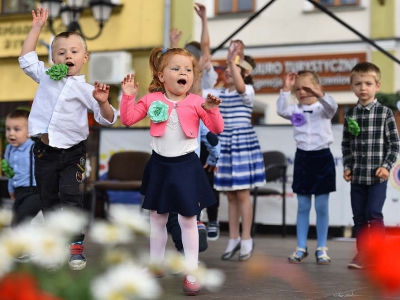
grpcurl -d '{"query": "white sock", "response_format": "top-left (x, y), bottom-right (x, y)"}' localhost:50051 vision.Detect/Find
top-left (240, 239), bottom-right (253, 255)
top-left (225, 237), bottom-right (241, 253)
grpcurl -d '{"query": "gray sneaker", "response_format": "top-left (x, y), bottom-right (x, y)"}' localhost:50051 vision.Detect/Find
top-left (69, 243), bottom-right (87, 271)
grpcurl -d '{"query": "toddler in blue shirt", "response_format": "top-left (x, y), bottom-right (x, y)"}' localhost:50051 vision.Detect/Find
top-left (2, 109), bottom-right (42, 262)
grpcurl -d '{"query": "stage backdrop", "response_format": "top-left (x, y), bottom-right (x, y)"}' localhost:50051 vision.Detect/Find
top-left (98, 125), bottom-right (400, 227)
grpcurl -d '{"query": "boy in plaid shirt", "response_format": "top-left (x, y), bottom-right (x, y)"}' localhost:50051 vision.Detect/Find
top-left (342, 62), bottom-right (399, 269)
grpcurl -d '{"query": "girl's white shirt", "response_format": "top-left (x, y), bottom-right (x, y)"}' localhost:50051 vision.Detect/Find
top-left (276, 90), bottom-right (338, 151)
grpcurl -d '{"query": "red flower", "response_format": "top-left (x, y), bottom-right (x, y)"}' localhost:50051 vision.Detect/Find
top-left (0, 272), bottom-right (61, 300)
top-left (362, 228), bottom-right (400, 294)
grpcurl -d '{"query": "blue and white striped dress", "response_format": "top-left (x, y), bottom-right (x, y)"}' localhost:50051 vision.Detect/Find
top-left (203, 85), bottom-right (266, 191)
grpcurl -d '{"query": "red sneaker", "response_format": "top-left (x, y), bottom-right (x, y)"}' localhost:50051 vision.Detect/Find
top-left (183, 275), bottom-right (201, 296)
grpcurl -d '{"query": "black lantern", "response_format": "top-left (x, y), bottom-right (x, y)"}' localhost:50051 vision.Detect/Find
top-left (39, 0), bottom-right (116, 40)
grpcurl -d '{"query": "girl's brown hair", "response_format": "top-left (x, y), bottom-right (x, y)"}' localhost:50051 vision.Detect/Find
top-left (238, 55), bottom-right (256, 85)
top-left (148, 47), bottom-right (201, 93)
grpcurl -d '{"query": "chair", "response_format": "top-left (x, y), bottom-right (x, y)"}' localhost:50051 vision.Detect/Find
top-left (90, 151), bottom-right (151, 223)
top-left (250, 151), bottom-right (287, 237)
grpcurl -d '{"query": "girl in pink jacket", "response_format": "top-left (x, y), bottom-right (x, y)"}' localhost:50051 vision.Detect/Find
top-left (120, 47), bottom-right (223, 296)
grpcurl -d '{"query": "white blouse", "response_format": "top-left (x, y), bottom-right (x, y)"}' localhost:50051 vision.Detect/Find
top-left (276, 90), bottom-right (338, 151)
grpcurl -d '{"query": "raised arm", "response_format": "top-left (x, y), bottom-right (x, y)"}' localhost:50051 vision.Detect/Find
top-left (195, 3), bottom-right (210, 58)
top-left (227, 41), bottom-right (246, 94)
top-left (20, 7), bottom-right (48, 57)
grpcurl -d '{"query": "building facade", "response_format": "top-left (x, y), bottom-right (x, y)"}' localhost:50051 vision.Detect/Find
top-left (196, 0), bottom-right (400, 124)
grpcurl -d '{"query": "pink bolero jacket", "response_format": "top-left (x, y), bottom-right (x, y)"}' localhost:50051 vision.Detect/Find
top-left (120, 92), bottom-right (224, 138)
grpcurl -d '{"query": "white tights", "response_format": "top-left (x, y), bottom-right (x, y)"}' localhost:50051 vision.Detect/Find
top-left (149, 210), bottom-right (198, 272)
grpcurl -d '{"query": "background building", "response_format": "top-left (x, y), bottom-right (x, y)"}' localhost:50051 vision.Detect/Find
top-left (194, 0), bottom-right (400, 124)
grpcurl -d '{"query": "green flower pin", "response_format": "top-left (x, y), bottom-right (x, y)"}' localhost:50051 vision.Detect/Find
top-left (1, 159), bottom-right (14, 178)
top-left (147, 101), bottom-right (169, 123)
top-left (348, 117), bottom-right (360, 136)
top-left (45, 64), bottom-right (69, 81)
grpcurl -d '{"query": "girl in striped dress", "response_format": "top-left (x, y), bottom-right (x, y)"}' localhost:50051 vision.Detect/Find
top-left (203, 40), bottom-right (265, 261)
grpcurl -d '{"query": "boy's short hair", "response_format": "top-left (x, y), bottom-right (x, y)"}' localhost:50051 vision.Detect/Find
top-left (51, 31), bottom-right (88, 54)
top-left (350, 62), bottom-right (381, 83)
top-left (7, 109), bottom-right (29, 120)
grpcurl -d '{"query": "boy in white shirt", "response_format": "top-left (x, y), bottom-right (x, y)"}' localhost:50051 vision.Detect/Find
top-left (19, 7), bottom-right (117, 271)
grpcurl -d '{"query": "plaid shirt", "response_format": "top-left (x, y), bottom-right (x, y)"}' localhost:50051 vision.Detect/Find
top-left (342, 100), bottom-right (400, 185)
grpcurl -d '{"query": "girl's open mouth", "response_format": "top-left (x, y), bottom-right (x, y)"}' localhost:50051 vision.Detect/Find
top-left (177, 79), bottom-right (187, 86)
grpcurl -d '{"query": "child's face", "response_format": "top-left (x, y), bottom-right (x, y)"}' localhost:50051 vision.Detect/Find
top-left (5, 117), bottom-right (29, 147)
top-left (158, 54), bottom-right (194, 100)
top-left (294, 75), bottom-right (319, 105)
top-left (350, 73), bottom-right (380, 105)
top-left (52, 35), bottom-right (89, 76)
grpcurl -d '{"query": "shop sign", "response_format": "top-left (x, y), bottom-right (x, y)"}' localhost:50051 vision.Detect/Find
top-left (213, 52), bottom-right (367, 93)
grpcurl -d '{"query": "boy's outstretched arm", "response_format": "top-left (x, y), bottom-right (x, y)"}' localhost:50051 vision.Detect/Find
top-left (20, 8), bottom-right (48, 57)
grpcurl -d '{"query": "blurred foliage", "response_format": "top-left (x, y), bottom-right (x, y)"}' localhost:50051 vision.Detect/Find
top-left (376, 92), bottom-right (400, 113)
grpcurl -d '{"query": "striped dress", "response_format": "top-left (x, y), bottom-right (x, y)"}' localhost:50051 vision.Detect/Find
top-left (203, 85), bottom-right (266, 191)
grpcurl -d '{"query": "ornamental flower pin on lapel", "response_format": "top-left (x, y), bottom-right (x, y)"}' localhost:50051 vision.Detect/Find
top-left (348, 117), bottom-right (360, 136)
top-left (147, 101), bottom-right (169, 123)
top-left (290, 113), bottom-right (306, 127)
top-left (45, 64), bottom-right (69, 81)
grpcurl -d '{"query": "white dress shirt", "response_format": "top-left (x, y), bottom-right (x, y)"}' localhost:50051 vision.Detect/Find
top-left (276, 90), bottom-right (338, 151)
top-left (19, 51), bottom-right (117, 149)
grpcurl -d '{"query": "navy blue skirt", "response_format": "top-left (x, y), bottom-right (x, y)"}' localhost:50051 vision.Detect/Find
top-left (292, 148), bottom-right (336, 195)
top-left (140, 151), bottom-right (217, 216)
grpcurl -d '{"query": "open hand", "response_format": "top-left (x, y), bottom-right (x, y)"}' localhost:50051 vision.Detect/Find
top-left (31, 7), bottom-right (48, 29)
top-left (194, 2), bottom-right (207, 19)
top-left (121, 74), bottom-right (139, 96)
top-left (92, 82), bottom-right (110, 104)
top-left (227, 40), bottom-right (245, 64)
top-left (169, 28), bottom-right (182, 48)
top-left (202, 94), bottom-right (222, 110)
top-left (282, 72), bottom-right (298, 92)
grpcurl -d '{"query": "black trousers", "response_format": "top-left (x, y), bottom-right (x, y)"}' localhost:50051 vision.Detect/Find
top-left (12, 186), bottom-right (42, 227)
top-left (204, 169), bottom-right (219, 222)
top-left (33, 140), bottom-right (86, 243)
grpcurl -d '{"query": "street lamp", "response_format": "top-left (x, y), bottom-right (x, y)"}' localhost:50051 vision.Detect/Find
top-left (39, 0), bottom-right (116, 40)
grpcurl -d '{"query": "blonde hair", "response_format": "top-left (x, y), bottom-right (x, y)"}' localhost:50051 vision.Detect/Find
top-left (148, 47), bottom-right (200, 93)
top-left (51, 31), bottom-right (88, 55)
top-left (297, 70), bottom-right (320, 85)
top-left (350, 62), bottom-right (381, 83)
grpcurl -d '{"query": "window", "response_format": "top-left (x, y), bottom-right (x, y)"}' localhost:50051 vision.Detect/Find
top-left (215, 0), bottom-right (255, 15)
top-left (2, 0), bottom-right (36, 14)
top-left (317, 0), bottom-right (359, 6)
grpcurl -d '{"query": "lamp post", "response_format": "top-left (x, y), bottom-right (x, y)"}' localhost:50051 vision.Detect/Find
top-left (39, 0), bottom-right (116, 40)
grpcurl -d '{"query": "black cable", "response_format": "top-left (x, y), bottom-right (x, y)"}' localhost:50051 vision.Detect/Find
top-left (308, 0), bottom-right (400, 65)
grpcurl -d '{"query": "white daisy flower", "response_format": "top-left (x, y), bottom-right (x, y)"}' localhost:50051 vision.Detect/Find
top-left (29, 229), bottom-right (69, 268)
top-left (0, 225), bottom-right (37, 258)
top-left (108, 205), bottom-right (150, 236)
top-left (194, 267), bottom-right (226, 292)
top-left (91, 263), bottom-right (161, 300)
top-left (89, 221), bottom-right (134, 245)
top-left (44, 209), bottom-right (88, 237)
top-left (0, 209), bottom-right (12, 228)
top-left (0, 245), bottom-right (14, 278)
